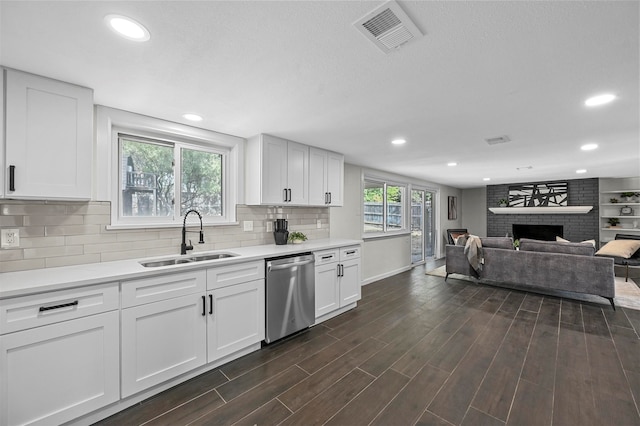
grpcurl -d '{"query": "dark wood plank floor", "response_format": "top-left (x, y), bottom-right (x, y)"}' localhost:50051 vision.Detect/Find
top-left (96, 262), bottom-right (640, 426)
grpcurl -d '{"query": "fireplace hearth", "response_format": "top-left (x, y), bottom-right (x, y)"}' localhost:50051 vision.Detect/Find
top-left (513, 224), bottom-right (563, 241)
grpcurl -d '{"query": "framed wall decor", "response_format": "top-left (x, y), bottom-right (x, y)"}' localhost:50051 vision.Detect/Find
top-left (448, 196), bottom-right (457, 220)
top-left (508, 182), bottom-right (568, 207)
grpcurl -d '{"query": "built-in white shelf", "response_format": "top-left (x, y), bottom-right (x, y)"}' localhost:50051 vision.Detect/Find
top-left (601, 227), bottom-right (640, 231)
top-left (601, 216), bottom-right (640, 219)
top-left (601, 203), bottom-right (640, 206)
top-left (489, 206), bottom-right (593, 214)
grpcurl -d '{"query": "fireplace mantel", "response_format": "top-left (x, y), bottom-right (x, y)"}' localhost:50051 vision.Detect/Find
top-left (488, 206), bottom-right (593, 214)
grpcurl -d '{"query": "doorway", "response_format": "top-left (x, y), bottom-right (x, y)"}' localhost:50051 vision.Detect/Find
top-left (411, 189), bottom-right (435, 264)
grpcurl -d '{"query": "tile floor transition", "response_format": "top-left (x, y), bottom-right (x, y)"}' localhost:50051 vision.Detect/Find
top-left (95, 263), bottom-right (640, 426)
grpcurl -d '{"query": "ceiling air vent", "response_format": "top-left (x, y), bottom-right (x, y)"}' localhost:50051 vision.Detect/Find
top-left (485, 135), bottom-right (511, 145)
top-left (354, 1), bottom-right (423, 53)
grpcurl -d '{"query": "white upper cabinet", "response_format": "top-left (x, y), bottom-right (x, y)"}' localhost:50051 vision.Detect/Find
top-left (245, 134), bottom-right (308, 205)
top-left (246, 134), bottom-right (343, 206)
top-left (3, 68), bottom-right (93, 200)
top-left (309, 147), bottom-right (344, 206)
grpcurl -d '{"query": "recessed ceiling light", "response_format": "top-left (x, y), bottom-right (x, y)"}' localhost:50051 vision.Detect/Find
top-left (585, 93), bottom-right (616, 107)
top-left (580, 143), bottom-right (598, 151)
top-left (483, 178), bottom-right (491, 181)
top-left (182, 113), bottom-right (203, 122)
top-left (105, 14), bottom-right (150, 42)
top-left (447, 162), bottom-right (457, 167)
top-left (576, 169), bottom-right (587, 174)
top-left (391, 139), bottom-right (406, 145)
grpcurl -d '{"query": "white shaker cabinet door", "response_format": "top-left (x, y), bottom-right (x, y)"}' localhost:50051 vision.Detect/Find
top-left (314, 262), bottom-right (340, 318)
top-left (121, 294), bottom-right (207, 397)
top-left (326, 151), bottom-right (344, 206)
top-left (0, 311), bottom-right (119, 426)
top-left (4, 69), bottom-right (93, 200)
top-left (340, 258), bottom-right (362, 307)
top-left (286, 141), bottom-right (309, 205)
top-left (260, 134), bottom-right (289, 204)
top-left (207, 279), bottom-right (265, 362)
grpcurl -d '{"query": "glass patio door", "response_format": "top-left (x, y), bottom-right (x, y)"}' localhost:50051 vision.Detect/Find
top-left (411, 189), bottom-right (435, 264)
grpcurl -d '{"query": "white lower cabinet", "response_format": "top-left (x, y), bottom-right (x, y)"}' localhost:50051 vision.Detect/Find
top-left (121, 293), bottom-right (207, 397)
top-left (207, 279), bottom-right (265, 362)
top-left (0, 284), bottom-right (119, 426)
top-left (120, 262), bottom-right (265, 397)
top-left (314, 245), bottom-right (362, 320)
top-left (314, 256), bottom-right (340, 318)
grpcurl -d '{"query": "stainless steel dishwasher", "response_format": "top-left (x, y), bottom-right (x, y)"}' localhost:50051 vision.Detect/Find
top-left (265, 252), bottom-right (315, 343)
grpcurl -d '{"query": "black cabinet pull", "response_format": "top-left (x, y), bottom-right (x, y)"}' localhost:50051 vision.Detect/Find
top-left (39, 300), bottom-right (78, 312)
top-left (202, 295), bottom-right (206, 316)
top-left (209, 294), bottom-right (213, 315)
top-left (325, 192), bottom-right (328, 204)
top-left (329, 192), bottom-right (332, 204)
top-left (9, 165), bottom-right (15, 191)
top-left (321, 255), bottom-right (333, 260)
top-left (288, 188), bottom-right (292, 202)
top-left (346, 250), bottom-right (356, 255)
top-left (283, 188), bottom-right (288, 202)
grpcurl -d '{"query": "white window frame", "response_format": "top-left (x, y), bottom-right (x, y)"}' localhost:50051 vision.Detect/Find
top-left (96, 106), bottom-right (243, 229)
top-left (362, 176), bottom-right (409, 239)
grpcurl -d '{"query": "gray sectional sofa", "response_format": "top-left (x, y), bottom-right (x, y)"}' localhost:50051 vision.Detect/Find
top-left (445, 237), bottom-right (616, 309)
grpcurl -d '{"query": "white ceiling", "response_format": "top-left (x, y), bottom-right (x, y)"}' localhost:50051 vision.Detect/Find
top-left (1, 1), bottom-right (638, 188)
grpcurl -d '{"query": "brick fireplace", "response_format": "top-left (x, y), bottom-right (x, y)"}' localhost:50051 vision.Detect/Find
top-left (486, 178), bottom-right (599, 244)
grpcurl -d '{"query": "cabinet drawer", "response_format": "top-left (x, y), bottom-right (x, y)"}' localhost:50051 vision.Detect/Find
top-left (0, 282), bottom-right (119, 335)
top-left (121, 270), bottom-right (206, 308)
top-left (314, 249), bottom-right (339, 265)
top-left (207, 260), bottom-right (265, 290)
top-left (340, 245), bottom-right (361, 260)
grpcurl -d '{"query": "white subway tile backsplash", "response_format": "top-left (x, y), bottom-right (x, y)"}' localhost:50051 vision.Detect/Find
top-left (24, 215), bottom-right (84, 226)
top-left (46, 254), bottom-right (101, 268)
top-left (1, 258), bottom-right (46, 273)
top-left (24, 245), bottom-right (84, 259)
top-left (0, 202), bottom-right (330, 272)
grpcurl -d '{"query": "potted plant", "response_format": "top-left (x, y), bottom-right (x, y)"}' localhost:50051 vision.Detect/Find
top-left (513, 239), bottom-right (520, 250)
top-left (288, 231), bottom-right (308, 244)
top-left (498, 198), bottom-right (508, 207)
top-left (620, 192), bottom-right (636, 202)
top-left (607, 217), bottom-right (620, 228)
top-left (610, 197), bottom-right (619, 203)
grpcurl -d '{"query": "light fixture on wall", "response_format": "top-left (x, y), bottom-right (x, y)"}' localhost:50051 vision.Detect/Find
top-left (391, 139), bottom-right (406, 145)
top-left (580, 143), bottom-right (598, 151)
top-left (576, 169), bottom-right (587, 174)
top-left (105, 14), bottom-right (150, 42)
top-left (447, 162), bottom-right (457, 167)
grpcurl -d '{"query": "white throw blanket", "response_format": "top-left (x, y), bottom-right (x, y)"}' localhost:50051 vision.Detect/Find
top-left (464, 235), bottom-right (483, 272)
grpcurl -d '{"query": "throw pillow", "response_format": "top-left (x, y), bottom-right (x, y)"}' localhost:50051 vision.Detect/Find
top-left (595, 240), bottom-right (640, 259)
top-left (556, 236), bottom-right (596, 248)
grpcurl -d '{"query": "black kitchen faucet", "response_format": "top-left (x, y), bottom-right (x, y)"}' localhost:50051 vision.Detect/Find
top-left (181, 209), bottom-right (205, 254)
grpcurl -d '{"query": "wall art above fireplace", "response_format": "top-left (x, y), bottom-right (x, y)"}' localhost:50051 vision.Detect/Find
top-left (508, 182), bottom-right (568, 207)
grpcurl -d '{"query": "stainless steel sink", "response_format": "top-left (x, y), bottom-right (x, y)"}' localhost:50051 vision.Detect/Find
top-left (139, 252), bottom-right (239, 267)
top-left (190, 253), bottom-right (238, 262)
top-left (140, 258), bottom-right (194, 267)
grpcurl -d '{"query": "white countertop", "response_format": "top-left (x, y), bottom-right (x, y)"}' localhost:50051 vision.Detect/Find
top-left (0, 238), bottom-right (362, 299)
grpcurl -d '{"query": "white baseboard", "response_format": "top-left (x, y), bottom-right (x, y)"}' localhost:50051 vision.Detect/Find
top-left (362, 265), bottom-right (412, 285)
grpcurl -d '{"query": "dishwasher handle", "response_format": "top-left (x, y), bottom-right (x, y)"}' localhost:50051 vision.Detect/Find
top-left (268, 259), bottom-right (314, 271)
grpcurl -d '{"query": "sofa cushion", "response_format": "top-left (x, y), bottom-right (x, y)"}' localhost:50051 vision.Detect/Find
top-left (480, 237), bottom-right (514, 250)
top-left (556, 236), bottom-right (596, 248)
top-left (519, 238), bottom-right (595, 256)
top-left (595, 239), bottom-right (640, 259)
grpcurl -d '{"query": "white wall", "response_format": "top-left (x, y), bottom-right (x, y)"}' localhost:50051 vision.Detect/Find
top-left (462, 187), bottom-right (487, 237)
top-left (331, 163), bottom-right (463, 283)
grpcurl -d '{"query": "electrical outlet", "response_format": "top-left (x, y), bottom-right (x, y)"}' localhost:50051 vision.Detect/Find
top-left (1, 228), bottom-right (20, 249)
top-left (266, 221), bottom-right (273, 232)
top-left (316, 219), bottom-right (322, 229)
top-left (243, 221), bottom-right (253, 232)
